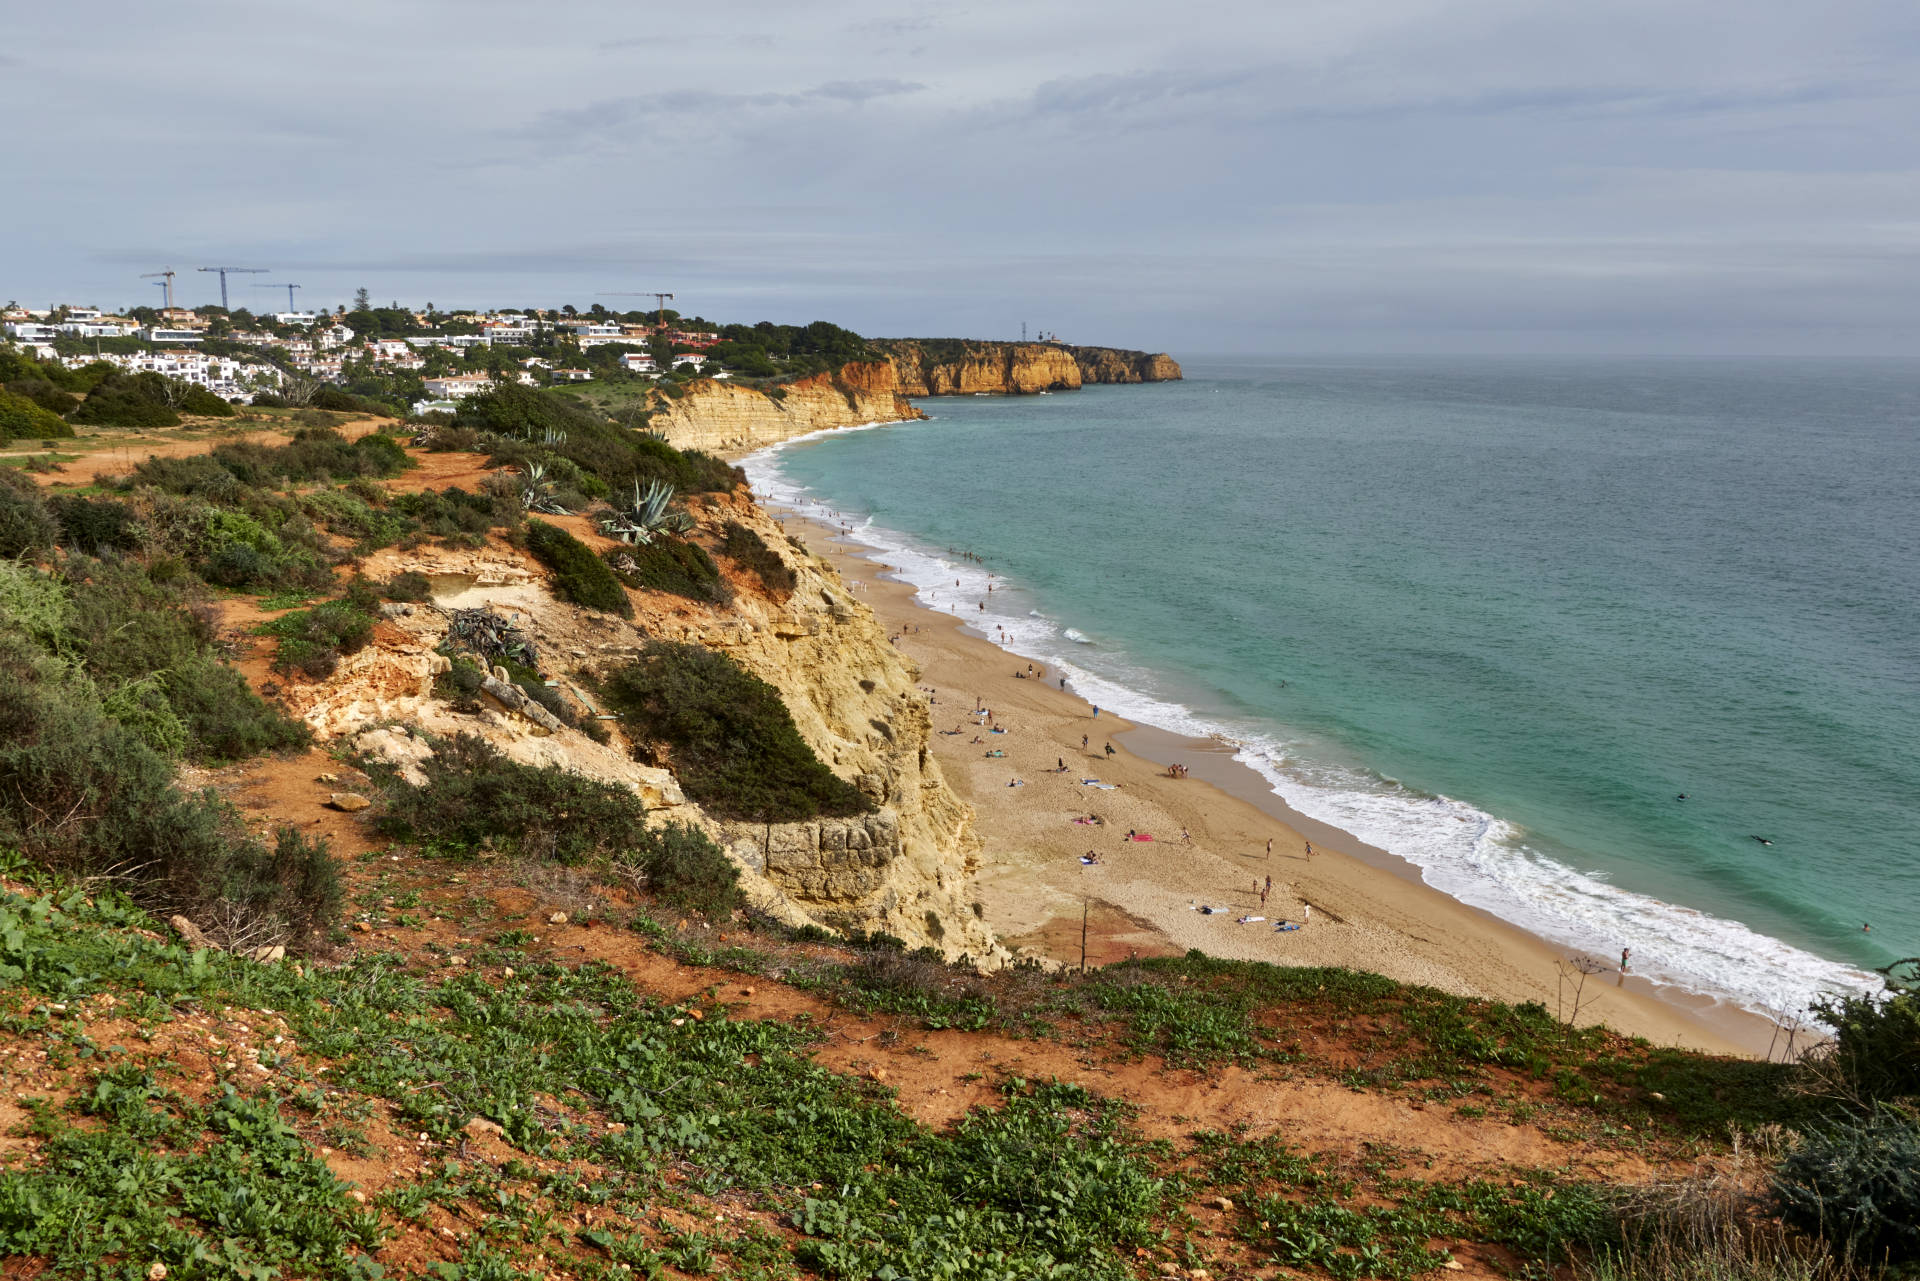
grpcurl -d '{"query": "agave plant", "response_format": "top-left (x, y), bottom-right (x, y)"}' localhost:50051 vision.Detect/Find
top-left (600, 478), bottom-right (693, 545)
top-left (518, 462), bottom-right (570, 515)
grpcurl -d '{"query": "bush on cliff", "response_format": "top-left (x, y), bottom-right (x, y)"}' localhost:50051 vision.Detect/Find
top-left (602, 537), bottom-right (725, 603)
top-left (373, 731), bottom-right (648, 864)
top-left (597, 640), bottom-right (873, 823)
top-left (721, 520), bottom-right (797, 596)
top-left (625, 821), bottom-right (741, 917)
top-left (260, 593), bottom-right (377, 680)
top-left (524, 519), bottom-right (632, 617)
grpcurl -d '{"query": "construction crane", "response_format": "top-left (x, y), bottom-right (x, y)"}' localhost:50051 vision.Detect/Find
top-left (197, 266), bottom-right (266, 311)
top-left (596, 291), bottom-right (674, 331)
top-left (255, 283), bottom-right (303, 313)
top-left (140, 268), bottom-right (177, 312)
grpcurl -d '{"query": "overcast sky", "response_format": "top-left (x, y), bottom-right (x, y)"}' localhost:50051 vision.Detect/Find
top-left (8, 0), bottom-right (1920, 354)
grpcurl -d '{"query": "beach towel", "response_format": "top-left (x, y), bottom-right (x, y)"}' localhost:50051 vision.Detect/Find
top-left (1274, 923), bottom-right (1300, 932)
top-left (1129, 834), bottom-right (1154, 842)
top-left (1081, 780), bottom-right (1118, 790)
top-left (985, 750), bottom-right (1006, 758)
top-left (1237, 915), bottom-right (1266, 924)
top-left (1072, 817), bottom-right (1097, 826)
top-left (1079, 856), bottom-right (1098, 865)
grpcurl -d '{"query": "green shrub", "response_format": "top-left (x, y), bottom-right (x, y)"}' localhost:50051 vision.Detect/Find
top-left (373, 731), bottom-right (649, 863)
top-left (602, 537), bottom-right (725, 602)
top-left (261, 597), bottom-right (376, 679)
top-left (391, 485), bottom-right (506, 539)
top-left (721, 520), bottom-right (797, 595)
top-left (454, 384), bottom-right (741, 495)
top-left (384, 570), bottom-right (433, 602)
top-left (0, 387), bottom-right (74, 441)
top-left (205, 427), bottom-right (412, 488)
top-left (69, 372), bottom-right (181, 427)
top-left (178, 385), bottom-right (235, 417)
top-left (4, 378), bottom-right (80, 418)
top-left (597, 640), bottom-right (873, 822)
top-left (0, 653), bottom-right (338, 946)
top-left (524, 519), bottom-right (631, 616)
top-left (627, 821), bottom-right (741, 916)
top-left (0, 471), bottom-right (57, 557)
top-left (48, 496), bottom-right (141, 553)
top-left (1810, 984), bottom-right (1920, 1107)
top-left (60, 560), bottom-right (309, 763)
top-left (1773, 1109), bottom-right (1920, 1263)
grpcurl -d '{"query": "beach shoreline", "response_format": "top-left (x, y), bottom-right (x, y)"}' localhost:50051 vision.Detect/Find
top-left (781, 509), bottom-right (1777, 1059)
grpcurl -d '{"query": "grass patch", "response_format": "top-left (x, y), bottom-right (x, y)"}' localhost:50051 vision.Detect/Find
top-left (720, 520), bottom-right (796, 596)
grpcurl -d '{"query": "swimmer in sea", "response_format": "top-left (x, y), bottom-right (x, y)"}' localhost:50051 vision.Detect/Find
top-left (1750, 835), bottom-right (1774, 846)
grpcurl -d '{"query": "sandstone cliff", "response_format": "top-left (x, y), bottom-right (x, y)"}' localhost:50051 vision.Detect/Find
top-left (267, 480), bottom-right (998, 962)
top-left (878, 340), bottom-right (1182, 396)
top-left (646, 362), bottom-right (922, 455)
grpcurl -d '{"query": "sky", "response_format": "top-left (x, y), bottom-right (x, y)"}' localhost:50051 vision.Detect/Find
top-left (7, 0), bottom-right (1920, 355)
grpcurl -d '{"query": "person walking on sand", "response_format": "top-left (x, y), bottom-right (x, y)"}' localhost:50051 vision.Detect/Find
top-left (1181, 828), bottom-right (1191, 843)
top-left (1266, 838), bottom-right (1273, 857)
top-left (1304, 840), bottom-right (1313, 860)
top-left (1302, 902), bottom-right (1311, 926)
top-left (1621, 947), bottom-right (1630, 973)
top-left (1264, 875), bottom-right (1272, 900)
top-left (1104, 741), bottom-right (1115, 757)
top-left (1092, 705), bottom-right (1100, 718)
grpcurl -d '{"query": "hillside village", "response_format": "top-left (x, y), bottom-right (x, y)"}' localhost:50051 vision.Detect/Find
top-left (3, 294), bottom-right (814, 418)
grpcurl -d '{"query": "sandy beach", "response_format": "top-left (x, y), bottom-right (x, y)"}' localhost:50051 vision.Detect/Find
top-left (785, 513), bottom-right (1775, 1058)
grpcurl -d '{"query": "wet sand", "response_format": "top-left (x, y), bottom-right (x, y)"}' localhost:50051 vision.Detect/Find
top-left (788, 513), bottom-right (1775, 1058)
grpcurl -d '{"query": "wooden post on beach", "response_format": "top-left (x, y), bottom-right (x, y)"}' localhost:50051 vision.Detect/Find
top-left (1079, 899), bottom-right (1089, 974)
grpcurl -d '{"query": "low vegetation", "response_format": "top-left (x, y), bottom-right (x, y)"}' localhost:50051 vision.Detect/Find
top-left (722, 519), bottom-right (797, 595)
top-left (598, 640), bottom-right (875, 822)
top-left (603, 535), bottom-right (725, 602)
top-left (523, 518), bottom-right (632, 616)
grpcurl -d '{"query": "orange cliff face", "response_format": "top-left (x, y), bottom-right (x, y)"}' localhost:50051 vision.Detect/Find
top-left (880, 340), bottom-right (1181, 396)
top-left (645, 361), bottom-right (925, 456)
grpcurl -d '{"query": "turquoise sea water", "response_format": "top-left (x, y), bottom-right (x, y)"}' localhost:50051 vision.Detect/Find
top-left (744, 357), bottom-right (1920, 1017)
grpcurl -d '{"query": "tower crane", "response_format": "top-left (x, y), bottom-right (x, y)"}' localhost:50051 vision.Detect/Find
top-left (254, 283), bottom-right (303, 313)
top-left (198, 266), bottom-right (266, 311)
top-left (140, 269), bottom-right (177, 312)
top-left (596, 291), bottom-right (674, 331)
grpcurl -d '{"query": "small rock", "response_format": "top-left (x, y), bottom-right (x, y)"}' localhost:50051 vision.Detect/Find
top-left (548, 911), bottom-right (569, 925)
top-left (316, 772), bottom-right (340, 784)
top-left (1649, 1091), bottom-right (1667, 1102)
top-left (449, 955), bottom-right (467, 966)
top-left (740, 987), bottom-right (755, 997)
top-left (1443, 1260), bottom-right (1464, 1271)
top-left (869, 1067), bottom-right (887, 1082)
top-left (349, 1190), bottom-right (367, 1204)
top-left (502, 967), bottom-right (515, 978)
top-left (353, 921), bottom-right (373, 933)
top-left (327, 793), bottom-right (372, 812)
top-left (463, 1117), bottom-right (505, 1139)
top-left (168, 915), bottom-right (211, 949)
top-left (245, 944), bottom-right (287, 964)
top-left (688, 1008), bottom-right (703, 1021)
top-left (1205, 1195), bottom-right (1234, 1212)
top-left (148, 1265), bottom-right (168, 1281)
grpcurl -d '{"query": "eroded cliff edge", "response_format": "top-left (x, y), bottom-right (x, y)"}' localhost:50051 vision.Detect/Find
top-left (646, 342), bottom-right (1181, 456)
top-left (878, 340), bottom-right (1182, 396)
top-left (269, 472), bottom-right (998, 962)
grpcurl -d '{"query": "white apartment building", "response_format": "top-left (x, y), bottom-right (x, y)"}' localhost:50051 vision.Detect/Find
top-left (619, 353), bottom-right (658, 374)
top-left (4, 322), bottom-right (58, 342)
top-left (144, 328), bottom-right (205, 344)
top-left (273, 311), bottom-right (319, 326)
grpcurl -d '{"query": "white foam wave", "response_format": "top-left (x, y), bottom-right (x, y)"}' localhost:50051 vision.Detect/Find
top-left (740, 434), bottom-right (1884, 1024)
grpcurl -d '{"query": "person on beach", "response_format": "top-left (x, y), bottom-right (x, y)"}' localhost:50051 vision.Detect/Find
top-left (1302, 903), bottom-right (1311, 926)
top-left (1058, 757), bottom-right (1067, 771)
top-left (1082, 734), bottom-right (1089, 750)
top-left (1092, 705), bottom-right (1100, 718)
top-left (1104, 742), bottom-right (1115, 757)
top-left (1181, 828), bottom-right (1191, 843)
top-left (1264, 875), bottom-right (1272, 900)
top-left (1621, 947), bottom-right (1630, 973)
top-left (1266, 838), bottom-right (1274, 857)
top-left (1305, 840), bottom-right (1314, 860)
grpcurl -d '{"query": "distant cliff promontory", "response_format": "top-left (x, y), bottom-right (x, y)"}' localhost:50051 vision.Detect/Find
top-left (876, 340), bottom-right (1182, 396)
top-left (646, 341), bottom-right (1181, 457)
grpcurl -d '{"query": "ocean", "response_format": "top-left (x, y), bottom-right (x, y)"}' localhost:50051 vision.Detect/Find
top-left (742, 356), bottom-right (1920, 1021)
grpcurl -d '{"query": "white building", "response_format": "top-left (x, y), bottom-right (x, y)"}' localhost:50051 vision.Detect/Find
top-left (668, 353), bottom-right (707, 371)
top-left (273, 311), bottom-right (319, 326)
top-left (3, 322), bottom-right (58, 342)
top-left (550, 367), bottom-right (593, 383)
top-left (619, 353), bottom-right (658, 374)
top-left (144, 328), bottom-right (205, 344)
top-left (421, 374), bottom-right (493, 398)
